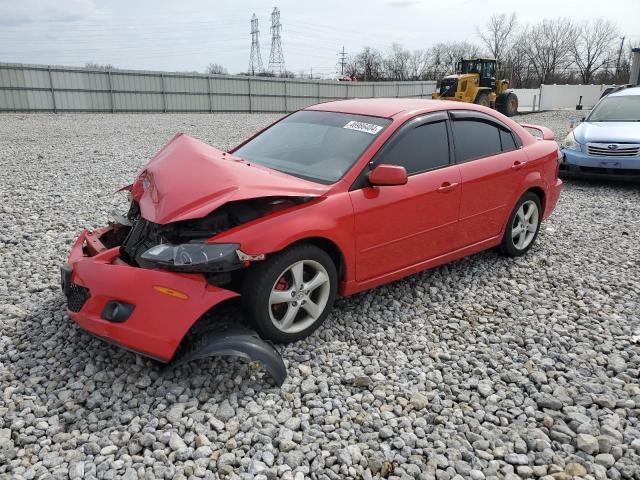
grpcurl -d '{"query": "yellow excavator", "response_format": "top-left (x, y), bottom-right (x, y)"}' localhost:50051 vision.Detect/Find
top-left (432, 58), bottom-right (518, 116)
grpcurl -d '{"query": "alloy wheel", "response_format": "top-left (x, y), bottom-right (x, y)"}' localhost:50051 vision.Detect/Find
top-left (511, 200), bottom-right (539, 250)
top-left (268, 259), bottom-right (331, 334)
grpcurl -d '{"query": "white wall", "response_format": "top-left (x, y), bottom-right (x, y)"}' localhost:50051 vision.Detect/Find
top-left (511, 88), bottom-right (541, 112)
top-left (539, 84), bottom-right (616, 110)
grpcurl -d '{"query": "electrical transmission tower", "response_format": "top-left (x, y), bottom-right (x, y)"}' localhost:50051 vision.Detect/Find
top-left (338, 46), bottom-right (347, 76)
top-left (248, 14), bottom-right (263, 76)
top-left (268, 7), bottom-right (285, 75)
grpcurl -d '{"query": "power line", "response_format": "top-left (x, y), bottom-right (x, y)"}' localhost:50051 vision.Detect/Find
top-left (249, 13), bottom-right (264, 75)
top-left (267, 7), bottom-right (285, 75)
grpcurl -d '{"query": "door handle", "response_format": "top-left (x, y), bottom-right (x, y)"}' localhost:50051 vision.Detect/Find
top-left (437, 182), bottom-right (458, 193)
top-left (511, 161), bottom-right (527, 170)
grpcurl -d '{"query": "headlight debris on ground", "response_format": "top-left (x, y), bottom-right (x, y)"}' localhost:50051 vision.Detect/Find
top-left (0, 111), bottom-right (639, 480)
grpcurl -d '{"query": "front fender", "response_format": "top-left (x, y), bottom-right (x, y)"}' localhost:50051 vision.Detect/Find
top-left (212, 193), bottom-right (356, 282)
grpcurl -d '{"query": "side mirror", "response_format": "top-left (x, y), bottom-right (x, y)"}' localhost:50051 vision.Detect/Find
top-left (581, 117), bottom-right (585, 122)
top-left (368, 164), bottom-right (408, 187)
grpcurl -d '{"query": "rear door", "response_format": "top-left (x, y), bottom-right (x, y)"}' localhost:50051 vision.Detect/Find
top-left (349, 112), bottom-right (461, 282)
top-left (450, 110), bottom-right (526, 248)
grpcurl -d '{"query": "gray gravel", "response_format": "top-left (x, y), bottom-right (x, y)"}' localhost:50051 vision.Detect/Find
top-left (1, 110), bottom-right (639, 480)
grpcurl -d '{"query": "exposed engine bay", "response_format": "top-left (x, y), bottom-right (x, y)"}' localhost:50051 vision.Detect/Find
top-left (100, 197), bottom-right (308, 273)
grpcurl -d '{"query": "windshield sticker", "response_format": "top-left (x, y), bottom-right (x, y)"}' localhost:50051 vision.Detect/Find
top-left (343, 121), bottom-right (384, 135)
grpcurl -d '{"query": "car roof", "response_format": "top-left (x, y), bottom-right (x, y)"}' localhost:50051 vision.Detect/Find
top-left (609, 86), bottom-right (640, 97)
top-left (305, 98), bottom-right (467, 118)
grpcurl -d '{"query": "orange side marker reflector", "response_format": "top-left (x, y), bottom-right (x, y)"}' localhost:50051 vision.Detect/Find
top-left (153, 286), bottom-right (189, 300)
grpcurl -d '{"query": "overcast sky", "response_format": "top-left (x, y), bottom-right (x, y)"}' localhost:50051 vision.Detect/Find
top-left (1, 0), bottom-right (639, 76)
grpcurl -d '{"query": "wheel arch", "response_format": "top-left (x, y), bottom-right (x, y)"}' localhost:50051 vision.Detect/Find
top-left (282, 236), bottom-right (347, 282)
top-left (526, 185), bottom-right (546, 213)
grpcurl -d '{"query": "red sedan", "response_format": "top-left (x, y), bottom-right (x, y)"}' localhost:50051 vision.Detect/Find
top-left (62, 99), bottom-right (562, 372)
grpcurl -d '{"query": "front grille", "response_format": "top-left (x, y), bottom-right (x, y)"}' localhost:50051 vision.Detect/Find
top-left (587, 143), bottom-right (640, 157)
top-left (67, 283), bottom-right (90, 312)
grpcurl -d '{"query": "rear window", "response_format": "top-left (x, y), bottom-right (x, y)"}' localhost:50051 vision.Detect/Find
top-left (233, 110), bottom-right (391, 184)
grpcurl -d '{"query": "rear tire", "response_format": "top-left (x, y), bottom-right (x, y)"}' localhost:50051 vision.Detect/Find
top-left (500, 192), bottom-right (542, 257)
top-left (242, 244), bottom-right (338, 343)
top-left (496, 92), bottom-right (518, 116)
top-left (474, 92), bottom-right (491, 107)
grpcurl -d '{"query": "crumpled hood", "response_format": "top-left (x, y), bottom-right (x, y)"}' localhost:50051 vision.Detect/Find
top-left (134, 133), bottom-right (329, 224)
top-left (574, 121), bottom-right (640, 144)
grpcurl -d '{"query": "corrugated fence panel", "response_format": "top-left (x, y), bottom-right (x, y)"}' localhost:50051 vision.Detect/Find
top-left (164, 75), bottom-right (208, 94)
top-left (398, 83), bottom-right (424, 97)
top-left (166, 93), bottom-right (209, 112)
top-left (286, 81), bottom-right (316, 98)
top-left (347, 84), bottom-right (374, 98)
top-left (252, 95), bottom-right (286, 112)
top-left (319, 83), bottom-right (347, 99)
top-left (113, 92), bottom-right (163, 111)
top-left (55, 90), bottom-right (111, 111)
top-left (211, 77), bottom-right (248, 94)
top-left (212, 95), bottom-right (250, 112)
top-left (286, 97), bottom-right (317, 111)
top-left (112, 73), bottom-right (163, 92)
top-left (0, 63), bottom-right (444, 112)
top-left (250, 79), bottom-right (285, 96)
top-left (373, 84), bottom-right (396, 97)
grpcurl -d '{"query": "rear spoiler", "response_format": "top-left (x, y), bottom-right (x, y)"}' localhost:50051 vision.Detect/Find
top-left (519, 123), bottom-right (555, 141)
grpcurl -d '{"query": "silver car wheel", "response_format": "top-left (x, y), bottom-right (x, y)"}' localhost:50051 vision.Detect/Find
top-left (268, 259), bottom-right (331, 334)
top-left (511, 200), bottom-right (539, 250)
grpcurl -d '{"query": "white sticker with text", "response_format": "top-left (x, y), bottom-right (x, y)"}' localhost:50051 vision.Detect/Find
top-left (343, 121), bottom-right (383, 135)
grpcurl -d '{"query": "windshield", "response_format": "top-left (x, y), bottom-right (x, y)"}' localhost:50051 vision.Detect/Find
top-left (588, 95), bottom-right (640, 122)
top-left (233, 110), bottom-right (391, 184)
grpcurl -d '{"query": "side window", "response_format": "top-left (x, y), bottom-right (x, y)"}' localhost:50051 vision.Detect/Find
top-left (500, 129), bottom-right (517, 152)
top-left (452, 119), bottom-right (502, 162)
top-left (378, 121), bottom-right (450, 175)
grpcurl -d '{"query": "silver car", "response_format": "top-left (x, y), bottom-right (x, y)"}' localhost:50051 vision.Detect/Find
top-left (560, 86), bottom-right (640, 179)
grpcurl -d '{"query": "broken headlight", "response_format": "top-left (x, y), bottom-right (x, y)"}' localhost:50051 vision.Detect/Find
top-left (140, 242), bottom-right (242, 272)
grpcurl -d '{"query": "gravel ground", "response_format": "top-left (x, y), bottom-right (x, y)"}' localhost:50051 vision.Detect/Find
top-left (1, 110), bottom-right (639, 480)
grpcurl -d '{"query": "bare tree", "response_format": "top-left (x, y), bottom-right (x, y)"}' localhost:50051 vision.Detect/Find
top-left (571, 19), bottom-right (618, 84)
top-left (477, 13), bottom-right (518, 63)
top-left (205, 63), bottom-right (228, 75)
top-left (424, 41), bottom-right (481, 81)
top-left (355, 47), bottom-right (384, 81)
top-left (522, 18), bottom-right (578, 84)
top-left (407, 49), bottom-right (429, 80)
top-left (385, 43), bottom-right (411, 80)
top-left (344, 57), bottom-right (359, 79)
top-left (504, 30), bottom-right (534, 88)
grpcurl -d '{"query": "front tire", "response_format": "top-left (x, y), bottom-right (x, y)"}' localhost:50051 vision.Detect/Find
top-left (242, 244), bottom-right (338, 343)
top-left (496, 92), bottom-right (518, 117)
top-left (474, 92), bottom-right (491, 107)
top-left (500, 192), bottom-right (542, 256)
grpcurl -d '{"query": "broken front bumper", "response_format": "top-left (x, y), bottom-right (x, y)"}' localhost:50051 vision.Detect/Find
top-left (62, 228), bottom-right (239, 361)
top-left (61, 227), bottom-right (286, 385)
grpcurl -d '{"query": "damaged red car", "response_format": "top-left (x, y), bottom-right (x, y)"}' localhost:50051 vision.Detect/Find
top-left (62, 99), bottom-right (562, 383)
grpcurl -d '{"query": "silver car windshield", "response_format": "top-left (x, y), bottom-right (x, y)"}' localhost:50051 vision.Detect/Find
top-left (233, 111), bottom-right (391, 184)
top-left (588, 95), bottom-right (640, 122)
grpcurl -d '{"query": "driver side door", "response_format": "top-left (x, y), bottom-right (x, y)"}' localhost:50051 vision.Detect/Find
top-left (348, 113), bottom-right (461, 282)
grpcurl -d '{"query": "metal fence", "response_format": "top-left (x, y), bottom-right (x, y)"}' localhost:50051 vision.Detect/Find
top-left (0, 62), bottom-right (438, 113)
